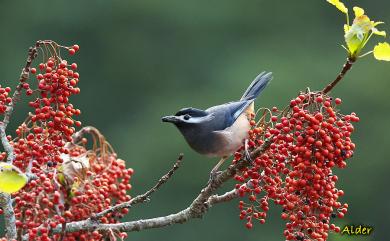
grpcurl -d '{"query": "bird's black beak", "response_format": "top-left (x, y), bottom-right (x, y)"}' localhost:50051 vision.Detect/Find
top-left (161, 115), bottom-right (180, 124)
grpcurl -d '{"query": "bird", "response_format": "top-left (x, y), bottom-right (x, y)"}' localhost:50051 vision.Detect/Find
top-left (162, 72), bottom-right (272, 178)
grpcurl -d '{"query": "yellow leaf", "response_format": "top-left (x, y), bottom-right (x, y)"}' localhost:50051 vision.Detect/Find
top-left (374, 21), bottom-right (384, 27)
top-left (0, 162), bottom-right (27, 194)
top-left (353, 7), bottom-right (364, 18)
top-left (373, 42), bottom-right (390, 61)
top-left (327, 0), bottom-right (348, 14)
top-left (372, 28), bottom-right (386, 37)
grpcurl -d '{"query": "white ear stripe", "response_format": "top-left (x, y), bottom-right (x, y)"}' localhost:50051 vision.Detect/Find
top-left (186, 114), bottom-right (215, 123)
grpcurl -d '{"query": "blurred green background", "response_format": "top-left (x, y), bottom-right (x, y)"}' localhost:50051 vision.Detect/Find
top-left (0, 0), bottom-right (388, 240)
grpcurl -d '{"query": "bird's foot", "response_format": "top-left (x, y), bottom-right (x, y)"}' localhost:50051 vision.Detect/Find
top-left (244, 139), bottom-right (254, 164)
top-left (244, 149), bottom-right (253, 163)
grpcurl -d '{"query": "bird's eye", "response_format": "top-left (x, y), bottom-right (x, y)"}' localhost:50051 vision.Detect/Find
top-left (183, 114), bottom-right (191, 120)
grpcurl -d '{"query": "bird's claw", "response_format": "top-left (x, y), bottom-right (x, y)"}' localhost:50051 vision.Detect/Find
top-left (244, 139), bottom-right (254, 163)
top-left (244, 149), bottom-right (253, 163)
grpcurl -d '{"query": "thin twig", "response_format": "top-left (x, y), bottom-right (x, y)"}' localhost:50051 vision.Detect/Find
top-left (322, 57), bottom-right (356, 94)
top-left (91, 154), bottom-right (184, 220)
top-left (3, 41), bottom-right (41, 128)
top-left (71, 126), bottom-right (101, 144)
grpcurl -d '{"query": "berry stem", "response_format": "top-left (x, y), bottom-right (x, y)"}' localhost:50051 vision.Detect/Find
top-left (322, 57), bottom-right (356, 94)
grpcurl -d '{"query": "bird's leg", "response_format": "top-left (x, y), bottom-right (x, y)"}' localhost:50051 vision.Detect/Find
top-left (209, 156), bottom-right (227, 182)
top-left (244, 139), bottom-right (253, 163)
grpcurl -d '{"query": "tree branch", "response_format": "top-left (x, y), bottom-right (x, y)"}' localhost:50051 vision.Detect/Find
top-left (43, 138), bottom-right (272, 236)
top-left (206, 189), bottom-right (238, 206)
top-left (0, 125), bottom-right (14, 165)
top-left (51, 189), bottom-right (239, 234)
top-left (0, 193), bottom-right (16, 240)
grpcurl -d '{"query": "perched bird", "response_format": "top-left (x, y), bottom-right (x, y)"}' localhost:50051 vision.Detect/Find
top-left (162, 72), bottom-right (272, 176)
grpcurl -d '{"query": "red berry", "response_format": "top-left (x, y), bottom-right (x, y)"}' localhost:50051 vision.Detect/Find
top-left (246, 222), bottom-right (253, 229)
top-left (72, 44), bottom-right (80, 51)
top-left (316, 96), bottom-right (323, 103)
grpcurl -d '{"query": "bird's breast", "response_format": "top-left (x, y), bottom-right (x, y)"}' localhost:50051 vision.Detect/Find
top-left (207, 113), bottom-right (251, 157)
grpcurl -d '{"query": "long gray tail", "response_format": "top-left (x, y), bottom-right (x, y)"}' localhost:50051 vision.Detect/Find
top-left (241, 72), bottom-right (273, 101)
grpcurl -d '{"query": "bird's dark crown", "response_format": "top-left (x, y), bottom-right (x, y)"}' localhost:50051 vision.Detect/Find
top-left (175, 107), bottom-right (207, 117)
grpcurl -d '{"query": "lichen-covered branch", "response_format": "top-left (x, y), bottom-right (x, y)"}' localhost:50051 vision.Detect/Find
top-left (52, 190), bottom-right (238, 234)
top-left (206, 189), bottom-right (238, 206)
top-left (0, 124), bottom-right (14, 164)
top-left (0, 193), bottom-right (17, 240)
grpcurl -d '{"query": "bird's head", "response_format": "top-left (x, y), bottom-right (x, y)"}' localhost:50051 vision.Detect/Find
top-left (162, 107), bottom-right (213, 128)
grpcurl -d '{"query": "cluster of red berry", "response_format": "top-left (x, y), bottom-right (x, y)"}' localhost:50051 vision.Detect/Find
top-left (0, 44), bottom-right (134, 241)
top-left (10, 45), bottom-right (81, 169)
top-left (235, 92), bottom-right (358, 241)
top-left (66, 145), bottom-right (133, 240)
top-left (15, 137), bottom-right (133, 241)
top-left (0, 86), bottom-right (12, 114)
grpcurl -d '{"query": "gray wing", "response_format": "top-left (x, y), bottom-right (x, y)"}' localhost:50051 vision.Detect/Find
top-left (205, 100), bottom-right (252, 131)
